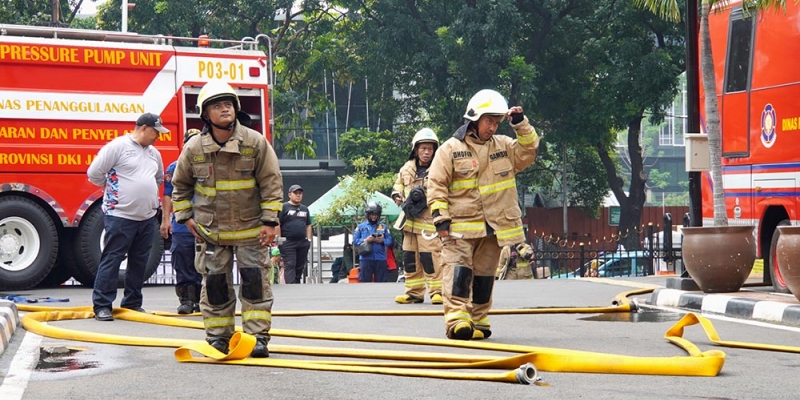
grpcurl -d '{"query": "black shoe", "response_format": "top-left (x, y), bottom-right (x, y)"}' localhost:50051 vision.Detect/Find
top-left (94, 307), bottom-right (113, 321)
top-left (177, 302), bottom-right (193, 314)
top-left (251, 335), bottom-right (269, 358)
top-left (123, 307), bottom-right (147, 313)
top-left (207, 337), bottom-right (229, 354)
top-left (193, 303), bottom-right (200, 313)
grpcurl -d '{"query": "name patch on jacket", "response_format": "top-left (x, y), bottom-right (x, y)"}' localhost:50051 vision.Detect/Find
top-left (489, 150), bottom-right (508, 160)
top-left (452, 151), bottom-right (473, 159)
top-left (192, 154), bottom-right (208, 163)
top-left (240, 146), bottom-right (255, 157)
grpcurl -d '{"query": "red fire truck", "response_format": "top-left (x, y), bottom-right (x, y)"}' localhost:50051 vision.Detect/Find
top-left (700, 1), bottom-right (800, 292)
top-left (0, 24), bottom-right (272, 290)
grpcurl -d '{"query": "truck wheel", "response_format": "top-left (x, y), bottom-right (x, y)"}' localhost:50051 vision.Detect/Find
top-left (72, 205), bottom-right (162, 288)
top-left (0, 197), bottom-right (58, 290)
top-left (769, 220), bottom-right (792, 294)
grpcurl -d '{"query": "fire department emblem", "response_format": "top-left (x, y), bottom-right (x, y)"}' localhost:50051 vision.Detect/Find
top-left (761, 104), bottom-right (776, 148)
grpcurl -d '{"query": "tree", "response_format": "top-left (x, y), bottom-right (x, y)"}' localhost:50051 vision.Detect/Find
top-left (336, 127), bottom-right (414, 177)
top-left (634, 0), bottom-right (790, 226)
top-left (1, 0), bottom-right (85, 26)
top-left (313, 157), bottom-right (395, 232)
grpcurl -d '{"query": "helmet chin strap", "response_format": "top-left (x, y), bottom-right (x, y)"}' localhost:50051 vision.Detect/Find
top-left (210, 120), bottom-right (235, 131)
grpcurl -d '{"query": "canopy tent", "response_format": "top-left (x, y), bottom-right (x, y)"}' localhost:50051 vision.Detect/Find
top-left (308, 180), bottom-right (402, 225)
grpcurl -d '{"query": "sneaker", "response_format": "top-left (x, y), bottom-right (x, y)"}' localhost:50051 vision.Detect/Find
top-left (395, 294), bottom-right (424, 304)
top-left (207, 337), bottom-right (229, 354)
top-left (447, 321), bottom-right (474, 340)
top-left (430, 294), bottom-right (443, 304)
top-left (251, 335), bottom-right (269, 358)
top-left (472, 327), bottom-right (492, 340)
top-left (94, 307), bottom-right (113, 321)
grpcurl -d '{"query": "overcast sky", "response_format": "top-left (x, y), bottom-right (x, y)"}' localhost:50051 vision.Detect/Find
top-left (79, 0), bottom-right (107, 15)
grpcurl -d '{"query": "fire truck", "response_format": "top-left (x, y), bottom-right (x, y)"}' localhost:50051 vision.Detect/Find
top-left (0, 24), bottom-right (273, 290)
top-left (700, 1), bottom-right (800, 293)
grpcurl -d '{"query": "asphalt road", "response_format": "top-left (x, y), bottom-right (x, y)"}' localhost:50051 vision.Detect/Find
top-left (2, 278), bottom-right (800, 400)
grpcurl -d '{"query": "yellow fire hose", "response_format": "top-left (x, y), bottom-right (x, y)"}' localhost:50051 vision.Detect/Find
top-left (15, 289), bottom-right (800, 385)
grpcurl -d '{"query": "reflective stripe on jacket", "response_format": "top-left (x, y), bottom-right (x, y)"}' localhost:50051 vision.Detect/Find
top-left (171, 123), bottom-right (283, 246)
top-left (427, 117), bottom-right (538, 247)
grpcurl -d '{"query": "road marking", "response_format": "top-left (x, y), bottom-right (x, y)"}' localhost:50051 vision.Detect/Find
top-left (0, 331), bottom-right (42, 400)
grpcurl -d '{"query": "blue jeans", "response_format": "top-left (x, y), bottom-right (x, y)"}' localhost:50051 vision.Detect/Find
top-left (359, 259), bottom-right (387, 283)
top-left (92, 215), bottom-right (155, 311)
top-left (171, 232), bottom-right (202, 288)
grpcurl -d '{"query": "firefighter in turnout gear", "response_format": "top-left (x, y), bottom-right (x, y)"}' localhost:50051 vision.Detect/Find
top-left (171, 80), bottom-right (283, 357)
top-left (427, 89), bottom-right (539, 340)
top-left (392, 128), bottom-right (444, 304)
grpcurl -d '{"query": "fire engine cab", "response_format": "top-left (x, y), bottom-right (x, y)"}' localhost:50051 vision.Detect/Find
top-left (701, 1), bottom-right (800, 293)
top-left (0, 24), bottom-right (272, 290)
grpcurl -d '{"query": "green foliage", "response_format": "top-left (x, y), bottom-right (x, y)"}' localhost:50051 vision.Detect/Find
top-left (337, 127), bottom-right (415, 177)
top-left (1, 0), bottom-right (84, 26)
top-left (313, 157), bottom-right (394, 230)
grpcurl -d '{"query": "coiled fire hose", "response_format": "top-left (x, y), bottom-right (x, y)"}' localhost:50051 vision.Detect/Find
top-left (17, 288), bottom-right (799, 385)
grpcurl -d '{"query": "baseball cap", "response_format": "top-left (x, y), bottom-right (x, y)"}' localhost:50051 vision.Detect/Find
top-left (289, 184), bottom-right (303, 193)
top-left (136, 112), bottom-right (170, 133)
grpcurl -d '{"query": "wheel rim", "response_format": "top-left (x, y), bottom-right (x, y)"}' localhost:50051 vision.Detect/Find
top-left (0, 216), bottom-right (41, 272)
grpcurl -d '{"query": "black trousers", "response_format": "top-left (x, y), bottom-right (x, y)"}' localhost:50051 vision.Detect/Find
top-left (280, 239), bottom-right (310, 284)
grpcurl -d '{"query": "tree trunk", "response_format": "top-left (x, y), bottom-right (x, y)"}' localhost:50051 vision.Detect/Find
top-left (700, 2), bottom-right (728, 226)
top-left (618, 117), bottom-right (647, 250)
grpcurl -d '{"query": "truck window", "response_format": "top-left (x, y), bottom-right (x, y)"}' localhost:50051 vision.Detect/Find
top-left (724, 11), bottom-right (753, 93)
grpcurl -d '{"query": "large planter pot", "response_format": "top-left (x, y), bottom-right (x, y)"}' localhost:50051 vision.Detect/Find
top-left (681, 225), bottom-right (756, 293)
top-left (775, 225), bottom-right (800, 300)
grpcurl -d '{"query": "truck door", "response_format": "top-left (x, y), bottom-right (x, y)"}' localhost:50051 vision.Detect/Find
top-left (720, 7), bottom-right (754, 157)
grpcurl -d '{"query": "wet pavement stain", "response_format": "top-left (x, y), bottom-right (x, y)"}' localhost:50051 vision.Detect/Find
top-left (36, 346), bottom-right (100, 372)
top-left (579, 311), bottom-right (683, 323)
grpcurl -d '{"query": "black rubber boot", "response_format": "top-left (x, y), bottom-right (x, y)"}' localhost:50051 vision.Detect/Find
top-left (207, 337), bottom-right (229, 354)
top-left (176, 285), bottom-right (194, 314)
top-left (251, 335), bottom-right (269, 358)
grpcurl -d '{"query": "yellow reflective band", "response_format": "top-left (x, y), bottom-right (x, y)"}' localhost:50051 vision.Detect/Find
top-left (197, 224), bottom-right (262, 241)
top-left (173, 199), bottom-right (192, 212)
top-left (426, 279), bottom-right (443, 289)
top-left (451, 221), bottom-right (485, 232)
top-left (203, 316), bottom-right (235, 329)
top-left (496, 226), bottom-right (523, 240)
top-left (195, 183), bottom-right (216, 197)
top-left (406, 220), bottom-right (436, 231)
top-left (218, 227), bottom-right (262, 241)
top-left (431, 201), bottom-right (448, 211)
top-left (445, 311), bottom-right (472, 323)
top-left (474, 317), bottom-right (491, 328)
top-left (405, 278), bottom-right (426, 288)
top-left (475, 98), bottom-right (493, 111)
top-left (242, 310), bottom-right (272, 323)
top-left (217, 179), bottom-right (256, 191)
top-left (517, 131), bottom-right (538, 145)
top-left (449, 178), bottom-right (478, 191)
top-left (261, 201), bottom-right (282, 211)
top-left (479, 178), bottom-right (516, 195)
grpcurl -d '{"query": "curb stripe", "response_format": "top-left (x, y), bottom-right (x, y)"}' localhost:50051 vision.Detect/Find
top-left (651, 288), bottom-right (800, 326)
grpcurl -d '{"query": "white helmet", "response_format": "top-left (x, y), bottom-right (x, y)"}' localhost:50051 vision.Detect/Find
top-left (409, 128), bottom-right (439, 160)
top-left (463, 89), bottom-right (508, 122)
top-left (197, 81), bottom-right (241, 114)
top-left (410, 128), bottom-right (439, 149)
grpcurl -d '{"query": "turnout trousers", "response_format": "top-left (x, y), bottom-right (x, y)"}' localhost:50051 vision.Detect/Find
top-left (195, 241), bottom-right (274, 342)
top-left (441, 235), bottom-right (501, 336)
top-left (401, 233), bottom-right (443, 299)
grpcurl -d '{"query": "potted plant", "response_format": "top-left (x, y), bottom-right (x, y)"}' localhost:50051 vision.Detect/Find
top-left (633, 0), bottom-right (791, 292)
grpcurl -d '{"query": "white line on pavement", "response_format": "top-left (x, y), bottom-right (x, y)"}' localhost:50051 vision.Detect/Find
top-left (0, 331), bottom-right (42, 400)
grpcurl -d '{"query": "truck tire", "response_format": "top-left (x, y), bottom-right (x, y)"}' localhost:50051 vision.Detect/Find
top-left (768, 220), bottom-right (792, 294)
top-left (71, 205), bottom-right (162, 288)
top-left (0, 197), bottom-right (58, 290)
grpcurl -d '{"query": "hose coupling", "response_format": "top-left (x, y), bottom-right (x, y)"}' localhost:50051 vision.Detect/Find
top-left (514, 363), bottom-right (541, 385)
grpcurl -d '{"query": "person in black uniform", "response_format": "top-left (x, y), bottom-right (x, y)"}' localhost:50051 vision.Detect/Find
top-left (277, 184), bottom-right (312, 284)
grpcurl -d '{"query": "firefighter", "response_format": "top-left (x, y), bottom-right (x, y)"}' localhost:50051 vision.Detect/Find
top-left (161, 128), bottom-right (204, 314)
top-left (496, 243), bottom-right (535, 280)
top-left (171, 80), bottom-right (283, 357)
top-left (392, 128), bottom-right (443, 304)
top-left (427, 89), bottom-right (539, 340)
